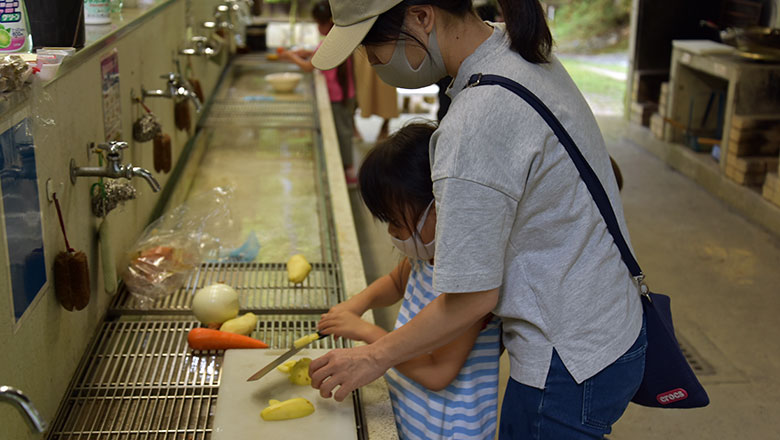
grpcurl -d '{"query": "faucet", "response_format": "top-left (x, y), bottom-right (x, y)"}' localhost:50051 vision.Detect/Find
top-left (70, 141), bottom-right (161, 192)
top-left (0, 386), bottom-right (47, 433)
top-left (142, 73), bottom-right (202, 113)
top-left (180, 36), bottom-right (221, 57)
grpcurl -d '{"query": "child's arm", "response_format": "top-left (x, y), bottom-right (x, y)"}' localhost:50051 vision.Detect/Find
top-left (392, 317), bottom-right (486, 391)
top-left (324, 259), bottom-right (411, 318)
top-left (319, 309), bottom-right (489, 392)
top-left (279, 50), bottom-right (315, 72)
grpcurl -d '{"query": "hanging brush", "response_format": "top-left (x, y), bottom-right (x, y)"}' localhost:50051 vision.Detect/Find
top-left (132, 97), bottom-right (162, 142)
top-left (52, 193), bottom-right (91, 311)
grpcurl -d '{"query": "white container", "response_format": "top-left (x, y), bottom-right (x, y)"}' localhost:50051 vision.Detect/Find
top-left (36, 62), bottom-right (61, 82)
top-left (84, 0), bottom-right (112, 25)
top-left (37, 49), bottom-right (69, 63)
top-left (42, 47), bottom-right (77, 56)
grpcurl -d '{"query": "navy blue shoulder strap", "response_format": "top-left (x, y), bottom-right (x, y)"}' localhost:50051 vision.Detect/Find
top-left (464, 73), bottom-right (643, 279)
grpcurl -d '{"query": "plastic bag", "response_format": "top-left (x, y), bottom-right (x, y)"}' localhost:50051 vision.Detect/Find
top-left (122, 187), bottom-right (240, 306)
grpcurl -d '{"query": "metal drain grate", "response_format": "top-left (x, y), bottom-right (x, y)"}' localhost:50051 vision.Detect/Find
top-left (48, 319), bottom-right (350, 440)
top-left (204, 101), bottom-right (315, 128)
top-left (110, 261), bottom-right (343, 316)
top-left (678, 333), bottom-right (716, 376)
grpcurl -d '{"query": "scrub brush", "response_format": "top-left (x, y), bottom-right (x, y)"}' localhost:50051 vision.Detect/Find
top-left (153, 133), bottom-right (172, 173)
top-left (52, 193), bottom-right (91, 311)
top-left (174, 98), bottom-right (191, 132)
top-left (132, 98), bottom-right (162, 142)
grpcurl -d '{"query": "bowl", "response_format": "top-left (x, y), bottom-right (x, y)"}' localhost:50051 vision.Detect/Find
top-left (265, 72), bottom-right (302, 93)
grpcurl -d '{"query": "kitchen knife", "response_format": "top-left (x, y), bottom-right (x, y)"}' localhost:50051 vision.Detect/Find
top-left (246, 331), bottom-right (328, 382)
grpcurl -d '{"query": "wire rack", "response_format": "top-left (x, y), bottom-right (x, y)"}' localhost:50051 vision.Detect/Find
top-left (109, 261), bottom-right (343, 316)
top-left (47, 319), bottom-right (352, 440)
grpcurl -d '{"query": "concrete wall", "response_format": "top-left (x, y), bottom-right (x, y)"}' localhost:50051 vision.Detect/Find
top-left (0, 1), bottom-right (227, 438)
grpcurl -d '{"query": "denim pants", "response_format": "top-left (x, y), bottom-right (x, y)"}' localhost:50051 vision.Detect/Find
top-left (499, 318), bottom-right (647, 439)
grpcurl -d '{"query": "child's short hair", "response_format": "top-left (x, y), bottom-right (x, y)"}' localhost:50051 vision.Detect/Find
top-left (359, 121), bottom-right (437, 229)
top-left (311, 1), bottom-right (332, 25)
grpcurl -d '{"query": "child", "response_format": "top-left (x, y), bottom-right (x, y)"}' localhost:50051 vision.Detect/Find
top-left (280, 0), bottom-right (357, 184)
top-left (317, 122), bottom-right (501, 440)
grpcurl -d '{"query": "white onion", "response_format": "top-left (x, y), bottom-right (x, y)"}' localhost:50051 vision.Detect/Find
top-left (192, 283), bottom-right (239, 325)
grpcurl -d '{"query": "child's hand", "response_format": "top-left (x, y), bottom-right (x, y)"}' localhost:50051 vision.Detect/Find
top-left (317, 310), bottom-right (374, 342)
top-left (278, 49), bottom-right (294, 61)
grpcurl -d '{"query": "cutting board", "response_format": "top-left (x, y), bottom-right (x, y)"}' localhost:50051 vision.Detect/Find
top-left (212, 349), bottom-right (358, 440)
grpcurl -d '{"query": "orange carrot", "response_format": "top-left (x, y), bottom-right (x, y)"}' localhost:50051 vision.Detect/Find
top-left (188, 328), bottom-right (269, 350)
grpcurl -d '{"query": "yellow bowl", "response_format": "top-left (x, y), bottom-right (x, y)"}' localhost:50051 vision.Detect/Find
top-left (265, 72), bottom-right (303, 93)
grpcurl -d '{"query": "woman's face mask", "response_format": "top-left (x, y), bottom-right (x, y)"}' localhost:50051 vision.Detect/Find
top-left (390, 201), bottom-right (435, 261)
top-left (372, 27), bottom-right (448, 89)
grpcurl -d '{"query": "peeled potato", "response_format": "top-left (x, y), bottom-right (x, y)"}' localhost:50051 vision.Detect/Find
top-left (288, 358), bottom-right (312, 385)
top-left (276, 360), bottom-right (297, 373)
top-left (286, 254), bottom-right (312, 284)
top-left (219, 312), bottom-right (258, 335)
top-left (261, 397), bottom-right (315, 421)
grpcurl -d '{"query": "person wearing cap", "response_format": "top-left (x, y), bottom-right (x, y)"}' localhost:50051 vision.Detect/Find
top-left (308, 1), bottom-right (646, 438)
top-left (280, 1), bottom-right (358, 185)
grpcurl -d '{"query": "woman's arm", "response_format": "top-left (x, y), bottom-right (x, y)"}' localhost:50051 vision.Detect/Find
top-left (392, 317), bottom-right (485, 391)
top-left (318, 309), bottom-right (488, 392)
top-left (310, 288), bottom-right (498, 401)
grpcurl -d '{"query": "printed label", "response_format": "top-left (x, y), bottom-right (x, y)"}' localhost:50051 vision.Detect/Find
top-left (656, 388), bottom-right (689, 405)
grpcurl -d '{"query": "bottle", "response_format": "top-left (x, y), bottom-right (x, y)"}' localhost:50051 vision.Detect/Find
top-left (110, 0), bottom-right (122, 14)
top-left (84, 0), bottom-right (111, 25)
top-left (0, 0), bottom-right (33, 53)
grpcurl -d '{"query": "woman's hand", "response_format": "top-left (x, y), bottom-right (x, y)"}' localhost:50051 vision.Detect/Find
top-left (318, 310), bottom-right (378, 342)
top-left (309, 344), bottom-right (389, 401)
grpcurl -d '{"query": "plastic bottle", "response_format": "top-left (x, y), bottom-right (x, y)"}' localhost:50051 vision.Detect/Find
top-left (0, 0), bottom-right (33, 53)
top-left (84, 0), bottom-right (111, 25)
top-left (110, 0), bottom-right (122, 14)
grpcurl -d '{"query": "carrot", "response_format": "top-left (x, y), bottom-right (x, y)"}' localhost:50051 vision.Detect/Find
top-left (188, 328), bottom-right (269, 350)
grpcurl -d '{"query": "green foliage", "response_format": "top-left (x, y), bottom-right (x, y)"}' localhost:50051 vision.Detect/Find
top-left (551, 0), bottom-right (632, 48)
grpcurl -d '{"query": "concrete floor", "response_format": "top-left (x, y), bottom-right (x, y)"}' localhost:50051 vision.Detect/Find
top-left (349, 113), bottom-right (780, 438)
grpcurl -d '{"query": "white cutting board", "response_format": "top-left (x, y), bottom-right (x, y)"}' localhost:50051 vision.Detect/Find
top-left (212, 349), bottom-right (358, 440)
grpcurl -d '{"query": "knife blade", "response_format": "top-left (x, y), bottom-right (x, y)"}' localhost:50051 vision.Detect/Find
top-left (246, 331), bottom-right (327, 382)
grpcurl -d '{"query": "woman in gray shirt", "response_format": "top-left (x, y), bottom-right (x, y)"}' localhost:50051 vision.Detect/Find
top-left (309, 1), bottom-right (646, 438)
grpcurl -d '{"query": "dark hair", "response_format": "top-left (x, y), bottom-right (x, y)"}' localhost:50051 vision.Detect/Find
top-left (311, 0), bottom-right (332, 24)
top-left (358, 122), bottom-right (437, 229)
top-left (363, 0), bottom-right (552, 64)
top-left (475, 3), bottom-right (499, 22)
top-left (313, 1), bottom-right (350, 102)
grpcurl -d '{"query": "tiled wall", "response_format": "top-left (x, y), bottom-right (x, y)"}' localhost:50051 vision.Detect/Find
top-left (0, 1), bottom-right (227, 438)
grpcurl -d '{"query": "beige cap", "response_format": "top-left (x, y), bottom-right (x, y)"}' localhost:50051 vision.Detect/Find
top-left (311, 0), bottom-right (404, 70)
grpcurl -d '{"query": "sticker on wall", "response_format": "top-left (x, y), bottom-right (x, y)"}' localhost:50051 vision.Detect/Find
top-left (0, 118), bottom-right (47, 322)
top-left (101, 49), bottom-right (122, 141)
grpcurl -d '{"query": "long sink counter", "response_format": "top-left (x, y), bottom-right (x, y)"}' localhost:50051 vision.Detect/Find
top-left (44, 56), bottom-right (396, 439)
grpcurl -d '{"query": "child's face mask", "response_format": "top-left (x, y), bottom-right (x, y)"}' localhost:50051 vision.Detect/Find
top-left (391, 201), bottom-right (435, 261)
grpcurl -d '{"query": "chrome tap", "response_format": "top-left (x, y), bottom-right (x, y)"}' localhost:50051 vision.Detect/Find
top-left (70, 141), bottom-right (161, 192)
top-left (142, 73), bottom-right (202, 113)
top-left (179, 36), bottom-right (221, 57)
top-left (0, 386), bottom-right (47, 433)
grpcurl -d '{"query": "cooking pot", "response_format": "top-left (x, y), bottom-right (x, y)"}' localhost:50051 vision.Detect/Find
top-left (701, 20), bottom-right (780, 58)
top-left (720, 26), bottom-right (780, 56)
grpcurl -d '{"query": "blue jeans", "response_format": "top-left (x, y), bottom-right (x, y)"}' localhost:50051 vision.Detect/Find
top-left (499, 319), bottom-right (647, 439)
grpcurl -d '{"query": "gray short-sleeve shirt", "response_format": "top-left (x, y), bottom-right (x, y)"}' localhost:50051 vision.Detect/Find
top-left (431, 25), bottom-right (643, 388)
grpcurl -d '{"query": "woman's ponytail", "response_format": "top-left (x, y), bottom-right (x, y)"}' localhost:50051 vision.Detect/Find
top-left (498, 0), bottom-right (553, 64)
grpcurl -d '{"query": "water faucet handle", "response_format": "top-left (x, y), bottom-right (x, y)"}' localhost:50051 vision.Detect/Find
top-left (161, 72), bottom-right (180, 82)
top-left (95, 141), bottom-right (129, 156)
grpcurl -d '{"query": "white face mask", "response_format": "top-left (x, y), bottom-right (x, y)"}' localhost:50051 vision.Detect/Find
top-left (390, 201), bottom-right (435, 261)
top-left (373, 27), bottom-right (448, 89)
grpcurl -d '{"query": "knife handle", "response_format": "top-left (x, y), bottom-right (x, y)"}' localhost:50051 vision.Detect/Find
top-left (293, 331), bottom-right (329, 349)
